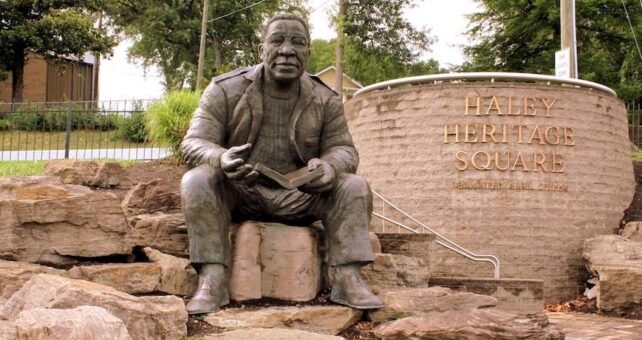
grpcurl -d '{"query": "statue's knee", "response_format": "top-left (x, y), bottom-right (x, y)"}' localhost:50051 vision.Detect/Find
top-left (181, 165), bottom-right (222, 197)
top-left (335, 174), bottom-right (371, 199)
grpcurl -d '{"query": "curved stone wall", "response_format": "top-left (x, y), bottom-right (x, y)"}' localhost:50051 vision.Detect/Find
top-left (346, 82), bottom-right (635, 302)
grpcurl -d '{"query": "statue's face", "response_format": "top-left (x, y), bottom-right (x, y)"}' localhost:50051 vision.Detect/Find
top-left (261, 19), bottom-right (309, 84)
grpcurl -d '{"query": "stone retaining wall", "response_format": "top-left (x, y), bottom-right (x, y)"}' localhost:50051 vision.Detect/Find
top-left (346, 82), bottom-right (635, 302)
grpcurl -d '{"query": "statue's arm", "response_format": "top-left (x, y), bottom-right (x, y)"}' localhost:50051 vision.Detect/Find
top-left (181, 81), bottom-right (228, 168)
top-left (319, 95), bottom-right (359, 174)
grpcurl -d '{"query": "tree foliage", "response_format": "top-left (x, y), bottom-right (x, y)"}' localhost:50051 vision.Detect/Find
top-left (0, 0), bottom-right (116, 102)
top-left (106, 0), bottom-right (307, 92)
top-left (312, 0), bottom-right (440, 85)
top-left (462, 0), bottom-right (642, 101)
top-left (344, 0), bottom-right (432, 65)
top-left (307, 38), bottom-right (442, 86)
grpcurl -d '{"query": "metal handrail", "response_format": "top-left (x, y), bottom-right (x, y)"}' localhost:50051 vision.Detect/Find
top-left (371, 190), bottom-right (501, 279)
top-left (354, 72), bottom-right (617, 97)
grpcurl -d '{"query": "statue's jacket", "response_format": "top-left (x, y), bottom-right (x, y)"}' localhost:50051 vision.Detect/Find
top-left (181, 64), bottom-right (359, 175)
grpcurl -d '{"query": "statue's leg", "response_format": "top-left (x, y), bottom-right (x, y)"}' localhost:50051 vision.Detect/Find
top-left (321, 173), bottom-right (374, 266)
top-left (180, 164), bottom-right (233, 314)
top-left (316, 174), bottom-right (383, 309)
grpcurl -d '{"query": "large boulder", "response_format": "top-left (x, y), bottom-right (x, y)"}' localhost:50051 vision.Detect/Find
top-left (359, 253), bottom-right (430, 293)
top-left (68, 263), bottom-right (161, 295)
top-left (228, 222), bottom-right (262, 301)
top-left (373, 309), bottom-right (565, 339)
top-left (131, 213), bottom-right (189, 257)
top-left (0, 320), bottom-right (16, 340)
top-left (204, 306), bottom-right (361, 335)
top-left (260, 223), bottom-right (321, 301)
top-left (121, 179), bottom-right (181, 219)
top-left (44, 160), bottom-right (124, 188)
top-left (122, 179), bottom-right (188, 257)
top-left (203, 328), bottom-right (344, 340)
top-left (0, 177), bottom-right (132, 265)
top-left (15, 306), bottom-right (131, 340)
top-left (592, 266), bottom-right (642, 314)
top-left (583, 235), bottom-right (642, 313)
top-left (0, 260), bottom-right (67, 303)
top-left (0, 274), bottom-right (187, 340)
top-left (369, 287), bottom-right (497, 323)
top-left (229, 222), bottom-right (322, 302)
top-left (143, 247), bottom-right (198, 296)
top-left (583, 235), bottom-right (642, 272)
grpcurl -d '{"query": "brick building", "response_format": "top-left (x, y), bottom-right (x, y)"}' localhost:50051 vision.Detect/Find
top-left (0, 52), bottom-right (96, 103)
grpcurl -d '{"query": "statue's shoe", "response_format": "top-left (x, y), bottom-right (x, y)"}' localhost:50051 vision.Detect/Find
top-left (186, 275), bottom-right (229, 315)
top-left (330, 267), bottom-right (384, 310)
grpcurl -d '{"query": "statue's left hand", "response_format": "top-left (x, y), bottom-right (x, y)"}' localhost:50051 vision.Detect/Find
top-left (300, 158), bottom-right (336, 193)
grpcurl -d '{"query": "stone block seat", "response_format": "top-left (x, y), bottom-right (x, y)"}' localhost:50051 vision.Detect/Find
top-left (228, 221), bottom-right (322, 302)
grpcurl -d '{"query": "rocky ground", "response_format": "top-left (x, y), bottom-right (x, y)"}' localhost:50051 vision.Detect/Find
top-left (2, 158), bottom-right (642, 339)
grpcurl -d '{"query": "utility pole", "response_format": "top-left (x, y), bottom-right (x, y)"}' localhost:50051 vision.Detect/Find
top-left (92, 12), bottom-right (104, 102)
top-left (335, 0), bottom-right (346, 97)
top-left (196, 0), bottom-right (210, 90)
top-left (560, 0), bottom-right (578, 78)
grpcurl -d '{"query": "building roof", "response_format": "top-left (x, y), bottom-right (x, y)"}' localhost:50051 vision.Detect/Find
top-left (314, 65), bottom-right (363, 89)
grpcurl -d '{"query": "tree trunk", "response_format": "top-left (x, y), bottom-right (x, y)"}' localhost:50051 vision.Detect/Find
top-left (335, 0), bottom-right (346, 97)
top-left (12, 47), bottom-right (26, 103)
top-left (212, 36), bottom-right (222, 74)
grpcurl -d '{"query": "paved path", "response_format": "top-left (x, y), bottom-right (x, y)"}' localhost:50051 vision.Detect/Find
top-left (547, 312), bottom-right (642, 339)
top-left (0, 148), bottom-right (171, 161)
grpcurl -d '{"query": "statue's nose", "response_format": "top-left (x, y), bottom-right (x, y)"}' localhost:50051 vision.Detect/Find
top-left (279, 42), bottom-right (296, 55)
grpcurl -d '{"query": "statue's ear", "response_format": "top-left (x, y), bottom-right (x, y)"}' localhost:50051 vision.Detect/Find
top-left (258, 43), bottom-right (266, 58)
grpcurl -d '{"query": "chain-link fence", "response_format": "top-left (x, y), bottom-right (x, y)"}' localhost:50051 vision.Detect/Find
top-left (0, 100), bottom-right (170, 161)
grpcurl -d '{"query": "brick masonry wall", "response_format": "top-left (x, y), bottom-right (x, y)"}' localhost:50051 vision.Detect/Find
top-left (0, 53), bottom-right (48, 103)
top-left (346, 82), bottom-right (635, 302)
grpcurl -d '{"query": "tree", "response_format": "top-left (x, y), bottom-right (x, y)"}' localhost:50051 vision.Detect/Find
top-left (344, 0), bottom-right (433, 65)
top-left (307, 38), bottom-right (443, 86)
top-left (321, 0), bottom-right (439, 86)
top-left (106, 0), bottom-right (307, 92)
top-left (462, 0), bottom-right (642, 101)
top-left (0, 1), bottom-right (116, 102)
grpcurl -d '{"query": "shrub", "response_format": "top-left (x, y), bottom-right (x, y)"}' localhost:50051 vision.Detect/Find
top-left (7, 103), bottom-right (97, 131)
top-left (117, 111), bottom-right (148, 143)
top-left (0, 118), bottom-right (12, 130)
top-left (9, 103), bottom-right (43, 130)
top-left (92, 113), bottom-right (119, 131)
top-left (145, 91), bottom-right (200, 160)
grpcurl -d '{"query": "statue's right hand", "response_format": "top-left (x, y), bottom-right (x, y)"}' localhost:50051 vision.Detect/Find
top-left (220, 144), bottom-right (258, 184)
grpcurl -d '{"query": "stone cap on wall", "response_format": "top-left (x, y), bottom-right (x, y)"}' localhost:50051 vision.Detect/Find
top-left (354, 72), bottom-right (617, 97)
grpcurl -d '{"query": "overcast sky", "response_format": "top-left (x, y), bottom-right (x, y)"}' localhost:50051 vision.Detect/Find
top-left (99, 0), bottom-right (479, 101)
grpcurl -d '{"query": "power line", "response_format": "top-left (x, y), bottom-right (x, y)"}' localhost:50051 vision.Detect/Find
top-left (208, 0), bottom-right (268, 22)
top-left (621, 0), bottom-right (642, 65)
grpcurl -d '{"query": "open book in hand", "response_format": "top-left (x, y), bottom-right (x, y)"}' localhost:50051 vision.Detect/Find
top-left (253, 163), bottom-right (324, 190)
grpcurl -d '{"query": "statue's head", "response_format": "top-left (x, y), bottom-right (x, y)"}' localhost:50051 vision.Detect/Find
top-left (260, 12), bottom-right (310, 84)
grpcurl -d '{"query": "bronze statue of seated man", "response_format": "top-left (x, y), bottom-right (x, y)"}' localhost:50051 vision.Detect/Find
top-left (180, 12), bottom-right (383, 314)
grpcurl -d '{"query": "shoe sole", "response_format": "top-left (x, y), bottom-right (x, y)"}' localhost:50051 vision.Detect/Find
top-left (186, 299), bottom-right (230, 315)
top-left (329, 296), bottom-right (384, 310)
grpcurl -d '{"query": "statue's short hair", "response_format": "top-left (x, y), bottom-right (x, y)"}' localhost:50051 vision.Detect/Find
top-left (261, 12), bottom-right (311, 45)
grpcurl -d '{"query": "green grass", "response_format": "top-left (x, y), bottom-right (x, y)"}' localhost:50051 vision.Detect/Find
top-left (0, 129), bottom-right (166, 151)
top-left (0, 161), bottom-right (45, 176)
top-left (0, 159), bottom-right (140, 176)
top-left (632, 151), bottom-right (642, 162)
